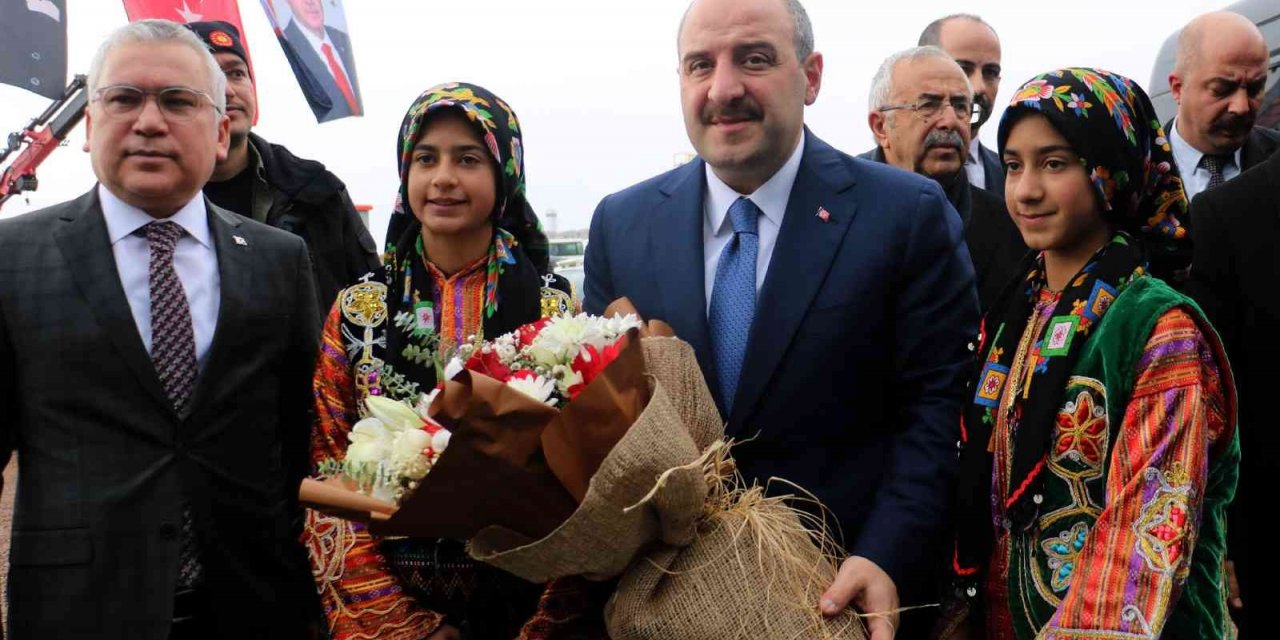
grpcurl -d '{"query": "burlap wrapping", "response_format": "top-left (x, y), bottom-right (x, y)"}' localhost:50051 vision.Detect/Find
top-left (606, 501), bottom-right (866, 640)
top-left (468, 336), bottom-right (722, 581)
top-left (471, 335), bottom-right (866, 638)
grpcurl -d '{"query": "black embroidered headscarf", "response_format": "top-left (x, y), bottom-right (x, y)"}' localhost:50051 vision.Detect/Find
top-left (384, 82), bottom-right (551, 274)
top-left (997, 68), bottom-right (1188, 240)
top-left (953, 68), bottom-right (1190, 580)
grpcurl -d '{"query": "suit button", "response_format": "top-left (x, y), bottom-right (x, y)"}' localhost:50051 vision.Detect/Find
top-left (967, 342), bottom-right (976, 352)
top-left (159, 522), bottom-right (178, 539)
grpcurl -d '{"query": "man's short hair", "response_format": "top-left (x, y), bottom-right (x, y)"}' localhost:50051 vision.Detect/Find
top-left (678, 0), bottom-right (815, 62)
top-left (88, 19), bottom-right (226, 113)
top-left (918, 13), bottom-right (996, 47)
top-left (868, 45), bottom-right (972, 111)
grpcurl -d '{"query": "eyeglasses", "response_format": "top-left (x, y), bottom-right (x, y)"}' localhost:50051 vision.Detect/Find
top-left (879, 97), bottom-right (984, 125)
top-left (92, 85), bottom-right (222, 121)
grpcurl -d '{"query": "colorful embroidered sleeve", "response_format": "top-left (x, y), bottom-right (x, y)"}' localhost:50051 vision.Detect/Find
top-left (1040, 308), bottom-right (1232, 639)
top-left (303, 303), bottom-right (446, 640)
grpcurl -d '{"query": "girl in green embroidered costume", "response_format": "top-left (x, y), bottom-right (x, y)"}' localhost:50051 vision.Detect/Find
top-left (302, 83), bottom-right (598, 640)
top-left (939, 69), bottom-right (1239, 640)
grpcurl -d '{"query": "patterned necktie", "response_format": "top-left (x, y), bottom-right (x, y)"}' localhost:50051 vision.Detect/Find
top-left (321, 42), bottom-right (360, 115)
top-left (1200, 153), bottom-right (1229, 190)
top-left (708, 197), bottom-right (760, 413)
top-left (145, 221), bottom-right (203, 589)
top-left (147, 221), bottom-right (197, 411)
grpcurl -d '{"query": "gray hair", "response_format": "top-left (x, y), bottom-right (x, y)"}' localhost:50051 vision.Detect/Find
top-left (88, 19), bottom-right (226, 114)
top-left (918, 13), bottom-right (997, 47)
top-left (678, 0), bottom-right (815, 62)
top-left (868, 46), bottom-right (972, 111)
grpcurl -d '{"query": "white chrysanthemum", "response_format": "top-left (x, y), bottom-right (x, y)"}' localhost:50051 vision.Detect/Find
top-left (529, 314), bottom-right (599, 366)
top-left (600, 313), bottom-right (643, 339)
top-left (550, 364), bottom-right (584, 396)
top-left (507, 373), bottom-right (559, 405)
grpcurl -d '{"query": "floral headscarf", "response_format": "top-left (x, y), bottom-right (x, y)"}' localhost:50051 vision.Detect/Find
top-left (997, 68), bottom-right (1187, 241)
top-left (385, 82), bottom-right (551, 273)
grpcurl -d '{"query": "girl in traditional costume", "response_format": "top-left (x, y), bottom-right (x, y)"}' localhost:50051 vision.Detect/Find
top-left (303, 82), bottom-right (600, 640)
top-left (942, 69), bottom-right (1239, 640)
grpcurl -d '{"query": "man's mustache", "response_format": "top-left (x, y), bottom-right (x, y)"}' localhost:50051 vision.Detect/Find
top-left (924, 128), bottom-right (965, 152)
top-left (702, 100), bottom-right (763, 124)
top-left (1211, 113), bottom-right (1254, 135)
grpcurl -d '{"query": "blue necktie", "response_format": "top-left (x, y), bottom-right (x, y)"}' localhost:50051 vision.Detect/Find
top-left (708, 197), bottom-right (760, 413)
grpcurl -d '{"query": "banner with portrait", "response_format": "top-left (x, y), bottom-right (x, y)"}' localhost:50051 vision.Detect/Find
top-left (260, 0), bottom-right (362, 123)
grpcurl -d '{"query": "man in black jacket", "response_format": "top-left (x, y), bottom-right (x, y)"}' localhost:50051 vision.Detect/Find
top-left (864, 46), bottom-right (1025, 312)
top-left (1187, 150), bottom-right (1280, 639)
top-left (188, 21), bottom-right (379, 315)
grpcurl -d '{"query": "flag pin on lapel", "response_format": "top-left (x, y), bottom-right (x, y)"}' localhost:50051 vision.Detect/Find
top-left (816, 206), bottom-right (831, 223)
top-left (233, 235), bottom-right (248, 246)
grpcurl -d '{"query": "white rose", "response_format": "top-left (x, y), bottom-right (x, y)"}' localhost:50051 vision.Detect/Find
top-left (391, 428), bottom-right (431, 466)
top-left (431, 429), bottom-right (451, 453)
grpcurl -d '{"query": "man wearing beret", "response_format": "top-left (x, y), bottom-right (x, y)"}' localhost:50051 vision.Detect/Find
top-left (187, 21), bottom-right (379, 315)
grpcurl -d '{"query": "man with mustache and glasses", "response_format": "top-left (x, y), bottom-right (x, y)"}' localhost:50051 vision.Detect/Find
top-left (0, 19), bottom-right (321, 639)
top-left (919, 14), bottom-right (1004, 195)
top-left (187, 21), bottom-right (379, 317)
top-left (863, 46), bottom-right (1025, 313)
top-left (1168, 11), bottom-right (1278, 202)
top-left (585, 1), bottom-right (978, 637)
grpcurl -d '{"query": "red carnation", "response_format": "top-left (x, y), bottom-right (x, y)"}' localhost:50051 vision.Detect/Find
top-left (566, 338), bottom-right (628, 399)
top-left (466, 348), bottom-right (513, 382)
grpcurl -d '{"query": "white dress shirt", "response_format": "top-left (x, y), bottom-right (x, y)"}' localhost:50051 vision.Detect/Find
top-left (702, 135), bottom-right (805, 312)
top-left (965, 139), bottom-right (987, 190)
top-left (292, 18), bottom-right (352, 81)
top-left (1170, 119), bottom-right (1242, 201)
top-left (99, 185), bottom-right (221, 370)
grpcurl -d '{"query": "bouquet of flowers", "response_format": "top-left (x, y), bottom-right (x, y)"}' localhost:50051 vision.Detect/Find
top-left (301, 301), bottom-right (866, 640)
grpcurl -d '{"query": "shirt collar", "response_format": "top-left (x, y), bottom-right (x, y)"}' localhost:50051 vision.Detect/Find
top-left (967, 138), bottom-right (983, 165)
top-left (705, 133), bottom-right (805, 235)
top-left (99, 184), bottom-right (214, 249)
top-left (1170, 118), bottom-right (1241, 171)
top-left (294, 18), bottom-right (334, 54)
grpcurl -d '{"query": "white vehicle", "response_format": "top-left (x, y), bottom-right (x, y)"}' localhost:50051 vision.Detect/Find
top-left (549, 238), bottom-right (586, 268)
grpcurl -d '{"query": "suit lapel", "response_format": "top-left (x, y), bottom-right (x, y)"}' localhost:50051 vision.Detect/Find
top-left (53, 189), bottom-right (175, 414)
top-left (185, 203), bottom-right (252, 417)
top-left (653, 161), bottom-right (714, 374)
top-left (729, 133), bottom-right (859, 432)
top-left (1241, 126), bottom-right (1278, 171)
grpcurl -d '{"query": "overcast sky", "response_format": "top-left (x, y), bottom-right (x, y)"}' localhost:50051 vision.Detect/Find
top-left (0, 0), bottom-right (1227, 247)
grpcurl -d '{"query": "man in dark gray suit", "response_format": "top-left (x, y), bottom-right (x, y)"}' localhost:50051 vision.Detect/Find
top-left (0, 19), bottom-right (320, 639)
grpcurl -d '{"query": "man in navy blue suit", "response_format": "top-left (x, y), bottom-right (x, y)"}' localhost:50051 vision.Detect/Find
top-left (584, 0), bottom-right (979, 637)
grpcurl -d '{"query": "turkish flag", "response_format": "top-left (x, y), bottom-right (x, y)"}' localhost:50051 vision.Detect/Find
top-left (121, 0), bottom-right (255, 75)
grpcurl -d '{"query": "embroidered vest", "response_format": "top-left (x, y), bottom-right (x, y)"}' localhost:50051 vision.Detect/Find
top-left (1001, 277), bottom-right (1238, 640)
